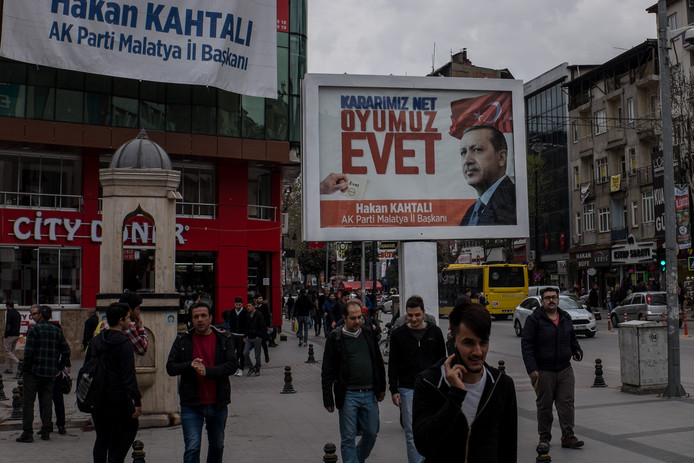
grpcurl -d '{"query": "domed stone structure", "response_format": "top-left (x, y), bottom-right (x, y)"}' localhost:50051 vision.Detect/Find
top-left (110, 129), bottom-right (172, 170)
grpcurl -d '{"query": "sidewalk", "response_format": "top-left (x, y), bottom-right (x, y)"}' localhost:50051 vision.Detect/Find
top-left (1, 318), bottom-right (694, 462)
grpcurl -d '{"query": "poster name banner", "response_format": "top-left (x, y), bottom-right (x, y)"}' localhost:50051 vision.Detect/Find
top-left (0, 0), bottom-right (277, 98)
top-left (675, 185), bottom-right (691, 250)
top-left (302, 74), bottom-right (528, 241)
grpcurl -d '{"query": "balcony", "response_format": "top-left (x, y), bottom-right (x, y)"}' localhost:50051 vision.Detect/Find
top-left (248, 204), bottom-right (277, 221)
top-left (606, 126), bottom-right (625, 150)
top-left (611, 226), bottom-right (628, 241)
top-left (578, 136), bottom-right (593, 157)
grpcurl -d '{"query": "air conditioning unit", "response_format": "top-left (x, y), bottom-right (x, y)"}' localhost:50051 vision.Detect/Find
top-left (529, 250), bottom-right (536, 261)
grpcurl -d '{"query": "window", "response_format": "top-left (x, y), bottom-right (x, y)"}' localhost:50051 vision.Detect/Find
top-left (596, 158), bottom-right (608, 183)
top-left (0, 152), bottom-right (82, 209)
top-left (574, 166), bottom-right (580, 189)
top-left (631, 201), bottom-right (639, 228)
top-left (627, 98), bottom-right (635, 124)
top-left (599, 208), bottom-right (610, 232)
top-left (248, 167), bottom-right (274, 220)
top-left (650, 94), bottom-right (658, 116)
top-left (0, 246), bottom-right (81, 306)
top-left (642, 191), bottom-right (654, 223)
top-left (572, 120), bottom-right (578, 143)
top-left (620, 155), bottom-right (627, 176)
top-left (667, 12), bottom-right (678, 30)
top-left (575, 213), bottom-right (582, 236)
top-left (584, 203), bottom-right (595, 231)
top-left (628, 148), bottom-right (636, 173)
top-left (594, 109), bottom-right (607, 134)
top-left (174, 164), bottom-right (216, 218)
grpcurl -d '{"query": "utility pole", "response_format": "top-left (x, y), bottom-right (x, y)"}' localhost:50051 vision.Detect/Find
top-left (657, 0), bottom-right (686, 397)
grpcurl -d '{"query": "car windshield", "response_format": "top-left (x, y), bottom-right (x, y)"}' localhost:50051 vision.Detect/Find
top-left (559, 296), bottom-right (582, 310)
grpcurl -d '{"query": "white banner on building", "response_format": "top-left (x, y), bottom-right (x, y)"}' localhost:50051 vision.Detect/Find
top-left (0, 0), bottom-right (277, 98)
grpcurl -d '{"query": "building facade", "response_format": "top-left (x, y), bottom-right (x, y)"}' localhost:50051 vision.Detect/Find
top-left (0, 0), bottom-right (306, 323)
top-left (567, 40), bottom-right (661, 292)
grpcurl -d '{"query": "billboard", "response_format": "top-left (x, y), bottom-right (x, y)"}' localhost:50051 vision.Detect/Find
top-left (302, 74), bottom-right (528, 241)
top-left (0, 0), bottom-right (277, 98)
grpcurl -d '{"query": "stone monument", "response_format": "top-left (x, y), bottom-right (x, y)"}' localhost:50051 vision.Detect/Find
top-left (97, 129), bottom-right (182, 427)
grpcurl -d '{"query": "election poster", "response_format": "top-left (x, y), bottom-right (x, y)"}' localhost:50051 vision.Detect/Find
top-left (302, 74), bottom-right (528, 241)
top-left (0, 0), bottom-right (277, 98)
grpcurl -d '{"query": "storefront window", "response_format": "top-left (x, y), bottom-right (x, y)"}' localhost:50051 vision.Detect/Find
top-left (176, 251), bottom-right (216, 312)
top-left (0, 246), bottom-right (81, 306)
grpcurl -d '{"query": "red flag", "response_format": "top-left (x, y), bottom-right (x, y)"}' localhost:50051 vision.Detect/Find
top-left (309, 242), bottom-right (325, 249)
top-left (560, 232), bottom-right (567, 252)
top-left (449, 91), bottom-right (513, 138)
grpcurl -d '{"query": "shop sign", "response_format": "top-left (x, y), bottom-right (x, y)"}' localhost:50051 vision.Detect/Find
top-left (611, 236), bottom-right (655, 264)
top-left (571, 251), bottom-right (592, 269)
top-left (10, 212), bottom-right (187, 245)
top-left (593, 250), bottom-right (611, 267)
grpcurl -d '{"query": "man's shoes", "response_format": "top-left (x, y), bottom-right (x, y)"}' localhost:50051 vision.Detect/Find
top-left (252, 370), bottom-right (260, 376)
top-left (561, 434), bottom-right (584, 449)
top-left (269, 342), bottom-right (278, 347)
top-left (16, 432), bottom-right (33, 443)
top-left (234, 369), bottom-right (244, 377)
top-left (298, 340), bottom-right (303, 347)
top-left (246, 368), bottom-right (254, 377)
top-left (58, 426), bottom-right (66, 435)
top-left (40, 432), bottom-right (50, 441)
top-left (264, 354), bottom-right (270, 363)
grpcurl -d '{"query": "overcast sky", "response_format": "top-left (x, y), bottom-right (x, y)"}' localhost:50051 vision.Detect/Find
top-left (307, 0), bottom-right (659, 83)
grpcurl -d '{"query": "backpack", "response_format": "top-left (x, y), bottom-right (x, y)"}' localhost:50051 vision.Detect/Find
top-left (75, 347), bottom-right (107, 413)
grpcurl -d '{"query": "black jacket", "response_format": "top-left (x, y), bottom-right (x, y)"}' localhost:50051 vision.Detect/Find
top-left (166, 327), bottom-right (237, 407)
top-left (86, 329), bottom-right (142, 409)
top-left (82, 314), bottom-right (99, 349)
top-left (245, 311), bottom-right (266, 339)
top-left (222, 308), bottom-right (251, 336)
top-left (413, 360), bottom-right (517, 463)
top-left (520, 307), bottom-right (582, 374)
top-left (293, 295), bottom-right (313, 317)
top-left (321, 325), bottom-right (385, 410)
top-left (388, 323), bottom-right (446, 394)
top-left (460, 176), bottom-right (516, 226)
top-left (257, 303), bottom-right (272, 328)
top-left (4, 308), bottom-right (20, 337)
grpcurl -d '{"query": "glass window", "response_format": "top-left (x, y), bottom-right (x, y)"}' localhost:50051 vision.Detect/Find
top-left (192, 86), bottom-right (217, 135)
top-left (0, 153), bottom-right (19, 205)
top-left (248, 167), bottom-right (273, 220)
top-left (642, 191), bottom-right (655, 223)
top-left (56, 88), bottom-right (83, 123)
top-left (241, 95), bottom-right (265, 139)
top-left (631, 201), bottom-right (638, 228)
top-left (594, 109), bottom-right (607, 134)
top-left (140, 81), bottom-right (166, 130)
top-left (596, 158), bottom-right (608, 183)
top-left (218, 91), bottom-right (241, 137)
top-left (576, 213), bottom-right (582, 236)
top-left (584, 203), bottom-right (595, 231)
top-left (627, 98), bottom-right (635, 123)
top-left (289, 34), bottom-right (306, 95)
top-left (174, 163), bottom-right (216, 218)
top-left (0, 246), bottom-right (81, 306)
top-left (599, 207), bottom-right (610, 233)
top-left (166, 84), bottom-right (191, 132)
top-left (574, 166), bottom-right (580, 189)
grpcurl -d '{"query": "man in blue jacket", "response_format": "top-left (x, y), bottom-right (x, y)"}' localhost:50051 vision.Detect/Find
top-left (167, 302), bottom-right (237, 463)
top-left (521, 287), bottom-right (584, 450)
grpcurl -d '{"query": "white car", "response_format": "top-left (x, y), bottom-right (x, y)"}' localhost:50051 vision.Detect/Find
top-left (512, 295), bottom-right (597, 338)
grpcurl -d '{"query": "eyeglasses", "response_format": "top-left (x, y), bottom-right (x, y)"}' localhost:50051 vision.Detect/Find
top-left (542, 296), bottom-right (559, 301)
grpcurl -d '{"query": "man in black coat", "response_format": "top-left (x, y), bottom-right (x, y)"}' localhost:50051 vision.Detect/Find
top-left (413, 302), bottom-right (517, 462)
top-left (521, 287), bottom-right (584, 450)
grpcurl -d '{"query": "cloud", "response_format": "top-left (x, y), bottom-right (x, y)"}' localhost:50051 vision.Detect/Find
top-left (308, 0), bottom-right (656, 82)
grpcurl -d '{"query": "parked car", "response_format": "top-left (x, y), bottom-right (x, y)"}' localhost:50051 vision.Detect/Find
top-left (566, 293), bottom-right (601, 320)
top-left (512, 295), bottom-right (597, 338)
top-left (610, 291), bottom-right (682, 327)
top-left (527, 285), bottom-right (560, 297)
top-left (379, 294), bottom-right (399, 314)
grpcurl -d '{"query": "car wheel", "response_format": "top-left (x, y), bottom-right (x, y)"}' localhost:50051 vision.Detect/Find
top-left (585, 331), bottom-right (596, 338)
top-left (611, 313), bottom-right (619, 328)
top-left (513, 319), bottom-right (522, 337)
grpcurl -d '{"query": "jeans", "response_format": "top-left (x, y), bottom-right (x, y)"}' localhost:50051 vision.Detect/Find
top-left (535, 366), bottom-right (576, 440)
top-left (230, 335), bottom-right (245, 370)
top-left (22, 372), bottom-right (53, 433)
top-left (181, 404), bottom-right (228, 463)
top-left (243, 338), bottom-right (262, 372)
top-left (314, 314), bottom-right (323, 335)
top-left (92, 404), bottom-right (139, 463)
top-left (338, 390), bottom-right (380, 463)
top-left (296, 316), bottom-right (310, 344)
top-left (399, 388), bottom-right (424, 463)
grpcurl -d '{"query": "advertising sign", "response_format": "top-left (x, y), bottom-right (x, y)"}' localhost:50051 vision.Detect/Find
top-left (302, 74), bottom-right (528, 241)
top-left (675, 185), bottom-right (691, 250)
top-left (652, 150), bottom-right (665, 237)
top-left (0, 0), bottom-right (277, 98)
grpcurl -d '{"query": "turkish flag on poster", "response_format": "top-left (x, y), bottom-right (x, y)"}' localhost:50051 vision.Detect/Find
top-left (560, 232), bottom-right (567, 252)
top-left (309, 242), bottom-right (325, 249)
top-left (449, 91), bottom-right (513, 138)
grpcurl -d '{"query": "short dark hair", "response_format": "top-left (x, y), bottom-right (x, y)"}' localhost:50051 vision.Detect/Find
top-left (540, 287), bottom-right (559, 298)
top-left (343, 299), bottom-right (362, 317)
top-left (405, 295), bottom-right (424, 311)
top-left (449, 302), bottom-right (491, 341)
top-left (6, 301), bottom-right (14, 309)
top-left (119, 291), bottom-right (143, 310)
top-left (106, 302), bottom-right (130, 326)
top-left (463, 125), bottom-right (507, 153)
top-left (247, 299), bottom-right (256, 307)
top-left (190, 302), bottom-right (212, 317)
top-left (39, 305), bottom-right (52, 320)
top-left (234, 296), bottom-right (243, 303)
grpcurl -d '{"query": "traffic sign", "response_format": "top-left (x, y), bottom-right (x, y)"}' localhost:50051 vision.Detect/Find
top-left (688, 256), bottom-right (694, 271)
top-left (533, 271), bottom-right (543, 282)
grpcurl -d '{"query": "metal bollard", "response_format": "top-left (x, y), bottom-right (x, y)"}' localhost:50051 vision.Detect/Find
top-left (15, 361), bottom-right (23, 379)
top-left (17, 378), bottom-right (24, 399)
top-left (323, 442), bottom-right (339, 462)
top-left (131, 440), bottom-right (146, 463)
top-left (497, 360), bottom-right (505, 375)
top-left (591, 358), bottom-right (607, 388)
top-left (281, 366), bottom-right (296, 394)
top-left (536, 442), bottom-right (551, 462)
top-left (0, 376), bottom-right (8, 401)
top-left (10, 387), bottom-right (23, 420)
top-left (306, 344), bottom-right (317, 364)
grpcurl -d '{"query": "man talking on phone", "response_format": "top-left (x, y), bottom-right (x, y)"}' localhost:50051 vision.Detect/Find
top-left (412, 302), bottom-right (517, 462)
top-left (521, 287), bottom-right (584, 451)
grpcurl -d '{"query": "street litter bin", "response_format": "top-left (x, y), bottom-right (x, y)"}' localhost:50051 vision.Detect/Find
top-left (618, 321), bottom-right (667, 394)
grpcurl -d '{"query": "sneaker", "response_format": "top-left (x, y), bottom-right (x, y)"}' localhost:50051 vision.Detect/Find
top-left (16, 432), bottom-right (33, 443)
top-left (246, 368), bottom-right (254, 376)
top-left (561, 434), bottom-right (584, 449)
top-left (252, 370), bottom-right (260, 376)
top-left (234, 369), bottom-right (243, 377)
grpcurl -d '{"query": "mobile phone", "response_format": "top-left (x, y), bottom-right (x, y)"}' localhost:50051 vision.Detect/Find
top-left (452, 350), bottom-right (468, 370)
